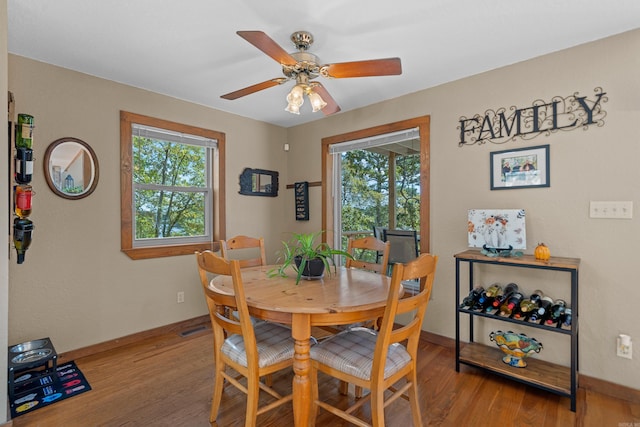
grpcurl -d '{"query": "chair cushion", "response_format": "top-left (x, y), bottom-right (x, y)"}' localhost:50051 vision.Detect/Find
top-left (222, 321), bottom-right (294, 368)
top-left (310, 327), bottom-right (411, 380)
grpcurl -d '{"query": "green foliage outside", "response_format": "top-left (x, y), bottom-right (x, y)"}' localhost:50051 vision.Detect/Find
top-left (339, 150), bottom-right (420, 251)
top-left (133, 137), bottom-right (207, 239)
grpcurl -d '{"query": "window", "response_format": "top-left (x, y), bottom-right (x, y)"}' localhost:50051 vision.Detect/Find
top-left (120, 111), bottom-right (225, 259)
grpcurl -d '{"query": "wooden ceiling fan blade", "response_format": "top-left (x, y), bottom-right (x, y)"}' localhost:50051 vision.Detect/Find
top-left (312, 83), bottom-right (341, 116)
top-left (221, 78), bottom-right (287, 100)
top-left (323, 57), bottom-right (402, 78)
top-left (237, 31), bottom-right (298, 66)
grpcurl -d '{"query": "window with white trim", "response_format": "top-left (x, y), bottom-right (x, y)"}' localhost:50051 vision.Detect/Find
top-left (120, 111), bottom-right (225, 259)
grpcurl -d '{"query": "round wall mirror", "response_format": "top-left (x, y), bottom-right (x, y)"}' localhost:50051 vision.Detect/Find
top-left (43, 137), bottom-right (99, 200)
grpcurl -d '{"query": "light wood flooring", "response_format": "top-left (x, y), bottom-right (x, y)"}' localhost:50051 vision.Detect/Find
top-left (10, 326), bottom-right (640, 427)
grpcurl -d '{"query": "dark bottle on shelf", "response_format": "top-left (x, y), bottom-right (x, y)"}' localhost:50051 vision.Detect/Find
top-left (514, 289), bottom-right (544, 320)
top-left (460, 286), bottom-right (484, 309)
top-left (484, 287), bottom-right (503, 313)
top-left (560, 308), bottom-right (573, 330)
top-left (546, 299), bottom-right (567, 326)
top-left (491, 283), bottom-right (518, 312)
top-left (475, 283), bottom-right (502, 311)
top-left (529, 295), bottom-right (553, 323)
top-left (499, 291), bottom-right (525, 317)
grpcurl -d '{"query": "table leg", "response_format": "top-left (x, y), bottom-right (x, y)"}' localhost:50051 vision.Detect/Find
top-left (291, 313), bottom-right (312, 427)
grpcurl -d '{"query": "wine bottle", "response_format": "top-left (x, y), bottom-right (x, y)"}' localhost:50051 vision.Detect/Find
top-left (499, 291), bottom-right (524, 317)
top-left (546, 299), bottom-right (567, 326)
top-left (514, 298), bottom-right (536, 320)
top-left (514, 289), bottom-right (544, 320)
top-left (529, 295), bottom-right (553, 323)
top-left (460, 286), bottom-right (484, 309)
top-left (14, 185), bottom-right (33, 218)
top-left (560, 308), bottom-right (572, 330)
top-left (529, 289), bottom-right (544, 305)
top-left (473, 283), bottom-right (500, 311)
top-left (491, 283), bottom-right (518, 312)
top-left (13, 218), bottom-right (34, 264)
top-left (15, 148), bottom-right (34, 184)
top-left (15, 114), bottom-right (34, 149)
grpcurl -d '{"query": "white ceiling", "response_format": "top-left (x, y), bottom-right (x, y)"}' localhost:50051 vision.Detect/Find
top-left (7, 1), bottom-right (640, 128)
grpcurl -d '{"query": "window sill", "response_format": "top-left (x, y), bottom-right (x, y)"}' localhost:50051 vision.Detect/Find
top-left (122, 241), bottom-right (220, 260)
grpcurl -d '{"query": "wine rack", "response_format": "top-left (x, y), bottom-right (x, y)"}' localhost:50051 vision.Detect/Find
top-left (8, 93), bottom-right (35, 263)
top-left (454, 249), bottom-right (580, 411)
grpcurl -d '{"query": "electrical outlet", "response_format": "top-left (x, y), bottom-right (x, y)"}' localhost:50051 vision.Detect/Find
top-left (617, 335), bottom-right (632, 359)
top-left (177, 291), bottom-right (185, 304)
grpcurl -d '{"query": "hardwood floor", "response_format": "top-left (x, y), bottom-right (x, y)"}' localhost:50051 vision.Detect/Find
top-left (10, 326), bottom-right (640, 427)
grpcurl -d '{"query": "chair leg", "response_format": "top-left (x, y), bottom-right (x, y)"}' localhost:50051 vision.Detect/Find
top-left (355, 385), bottom-right (363, 399)
top-left (309, 364), bottom-right (319, 426)
top-left (264, 373), bottom-right (273, 387)
top-left (370, 386), bottom-right (386, 427)
top-left (407, 372), bottom-right (423, 427)
top-left (339, 380), bottom-right (349, 395)
top-left (245, 372), bottom-right (260, 427)
top-left (210, 365), bottom-right (226, 423)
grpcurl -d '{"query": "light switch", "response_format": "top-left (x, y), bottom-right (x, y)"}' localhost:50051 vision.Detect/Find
top-left (590, 201), bottom-right (633, 219)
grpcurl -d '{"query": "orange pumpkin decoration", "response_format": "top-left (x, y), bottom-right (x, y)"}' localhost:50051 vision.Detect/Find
top-left (534, 243), bottom-right (551, 261)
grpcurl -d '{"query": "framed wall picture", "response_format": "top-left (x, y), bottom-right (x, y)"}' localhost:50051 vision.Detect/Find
top-left (490, 144), bottom-right (550, 190)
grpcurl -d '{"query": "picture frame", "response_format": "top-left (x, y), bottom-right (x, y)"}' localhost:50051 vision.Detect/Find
top-left (490, 144), bottom-right (550, 190)
top-left (468, 209), bottom-right (526, 250)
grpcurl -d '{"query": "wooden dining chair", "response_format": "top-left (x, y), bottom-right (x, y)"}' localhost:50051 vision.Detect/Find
top-left (220, 235), bottom-right (267, 268)
top-left (309, 253), bottom-right (438, 427)
top-left (323, 236), bottom-right (390, 334)
top-left (342, 236), bottom-right (392, 398)
top-left (196, 250), bottom-right (294, 426)
top-left (346, 236), bottom-right (390, 275)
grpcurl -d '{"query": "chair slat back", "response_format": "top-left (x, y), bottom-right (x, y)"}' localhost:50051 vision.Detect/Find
top-left (372, 253), bottom-right (438, 379)
top-left (196, 250), bottom-right (258, 361)
top-left (345, 237), bottom-right (390, 275)
top-left (220, 235), bottom-right (267, 268)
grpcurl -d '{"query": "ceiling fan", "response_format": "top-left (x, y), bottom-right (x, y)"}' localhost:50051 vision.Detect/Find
top-left (221, 30), bottom-right (402, 116)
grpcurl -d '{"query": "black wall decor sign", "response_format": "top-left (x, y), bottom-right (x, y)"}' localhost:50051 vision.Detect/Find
top-left (458, 87), bottom-right (608, 146)
top-left (294, 181), bottom-right (309, 221)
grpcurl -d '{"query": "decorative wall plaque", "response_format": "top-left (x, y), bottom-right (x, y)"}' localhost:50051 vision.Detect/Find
top-left (238, 168), bottom-right (278, 197)
top-left (458, 87), bottom-right (607, 146)
top-left (294, 181), bottom-right (309, 221)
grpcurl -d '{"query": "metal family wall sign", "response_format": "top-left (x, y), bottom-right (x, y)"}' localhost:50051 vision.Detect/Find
top-left (458, 87), bottom-right (608, 146)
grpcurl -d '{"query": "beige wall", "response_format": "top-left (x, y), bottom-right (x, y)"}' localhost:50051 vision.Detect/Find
top-left (7, 55), bottom-right (289, 354)
top-left (286, 29), bottom-right (640, 389)
top-left (4, 22), bottom-right (639, 400)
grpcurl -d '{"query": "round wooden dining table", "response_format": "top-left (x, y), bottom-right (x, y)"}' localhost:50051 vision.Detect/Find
top-left (210, 264), bottom-right (398, 427)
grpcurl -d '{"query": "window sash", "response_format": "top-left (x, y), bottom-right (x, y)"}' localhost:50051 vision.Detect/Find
top-left (131, 132), bottom-right (214, 248)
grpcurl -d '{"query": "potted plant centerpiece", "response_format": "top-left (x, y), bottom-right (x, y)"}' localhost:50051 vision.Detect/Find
top-left (269, 231), bottom-right (352, 285)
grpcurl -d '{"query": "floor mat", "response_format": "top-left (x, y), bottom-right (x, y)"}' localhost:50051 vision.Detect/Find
top-left (10, 361), bottom-right (91, 418)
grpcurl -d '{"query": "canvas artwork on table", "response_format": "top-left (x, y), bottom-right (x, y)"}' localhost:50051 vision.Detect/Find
top-left (468, 209), bottom-right (526, 249)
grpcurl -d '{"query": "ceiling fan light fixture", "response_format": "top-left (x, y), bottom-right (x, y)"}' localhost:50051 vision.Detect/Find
top-left (307, 89), bottom-right (327, 112)
top-left (285, 84), bottom-right (306, 114)
top-left (285, 101), bottom-right (301, 114)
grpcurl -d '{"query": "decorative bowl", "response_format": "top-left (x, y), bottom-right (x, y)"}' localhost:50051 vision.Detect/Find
top-left (489, 330), bottom-right (543, 368)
